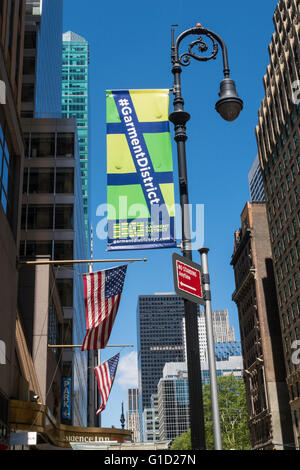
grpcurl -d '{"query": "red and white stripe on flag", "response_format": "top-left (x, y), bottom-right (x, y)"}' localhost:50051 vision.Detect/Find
top-left (81, 294), bottom-right (121, 350)
top-left (81, 267), bottom-right (126, 351)
top-left (94, 353), bottom-right (120, 414)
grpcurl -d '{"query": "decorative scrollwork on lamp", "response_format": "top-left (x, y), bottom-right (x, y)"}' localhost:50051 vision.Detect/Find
top-left (179, 34), bottom-right (219, 66)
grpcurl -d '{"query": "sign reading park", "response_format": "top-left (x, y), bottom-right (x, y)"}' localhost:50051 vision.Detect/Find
top-left (172, 253), bottom-right (205, 305)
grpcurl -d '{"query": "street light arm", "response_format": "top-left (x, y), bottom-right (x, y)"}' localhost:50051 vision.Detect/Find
top-left (172, 26), bottom-right (230, 78)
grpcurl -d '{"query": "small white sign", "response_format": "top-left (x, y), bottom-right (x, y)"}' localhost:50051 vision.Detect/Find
top-left (10, 431), bottom-right (37, 446)
top-left (0, 340), bottom-right (6, 365)
top-left (28, 432), bottom-right (37, 446)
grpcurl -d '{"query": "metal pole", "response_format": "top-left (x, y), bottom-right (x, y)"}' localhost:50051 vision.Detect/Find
top-left (88, 227), bottom-right (97, 427)
top-left (18, 258), bottom-right (147, 267)
top-left (48, 344), bottom-right (134, 348)
top-left (199, 248), bottom-right (222, 450)
top-left (169, 35), bottom-right (206, 450)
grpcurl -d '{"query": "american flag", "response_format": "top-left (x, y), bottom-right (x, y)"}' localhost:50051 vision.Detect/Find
top-left (94, 353), bottom-right (120, 414)
top-left (81, 265), bottom-right (127, 351)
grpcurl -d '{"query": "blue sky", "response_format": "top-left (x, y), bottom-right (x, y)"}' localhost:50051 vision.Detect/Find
top-left (63, 0), bottom-right (278, 428)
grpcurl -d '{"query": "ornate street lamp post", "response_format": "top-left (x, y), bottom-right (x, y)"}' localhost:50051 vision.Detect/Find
top-left (169, 24), bottom-right (243, 450)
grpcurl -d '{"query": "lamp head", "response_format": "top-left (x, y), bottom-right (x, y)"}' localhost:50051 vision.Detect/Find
top-left (215, 78), bottom-right (243, 122)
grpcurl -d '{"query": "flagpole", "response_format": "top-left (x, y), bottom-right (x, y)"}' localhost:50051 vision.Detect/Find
top-left (87, 225), bottom-right (97, 428)
top-left (48, 344), bottom-right (135, 348)
top-left (18, 258), bottom-right (147, 267)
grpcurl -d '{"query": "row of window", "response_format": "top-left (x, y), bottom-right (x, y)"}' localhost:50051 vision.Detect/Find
top-left (62, 74), bottom-right (88, 82)
top-left (279, 286), bottom-right (300, 312)
top-left (23, 167), bottom-right (74, 194)
top-left (62, 60), bottom-right (88, 66)
top-left (273, 217), bottom-right (300, 259)
top-left (276, 242), bottom-right (300, 281)
top-left (62, 98), bottom-right (88, 105)
top-left (267, 159), bottom-right (299, 200)
top-left (282, 301), bottom-right (300, 331)
top-left (20, 240), bottom-right (73, 260)
top-left (24, 132), bottom-right (75, 159)
top-left (63, 113), bottom-right (88, 121)
top-left (260, 102), bottom-right (299, 168)
top-left (62, 105), bottom-right (88, 112)
top-left (62, 83), bottom-right (88, 90)
top-left (265, 140), bottom-right (299, 188)
top-left (63, 67), bottom-right (88, 74)
top-left (268, 187), bottom-right (299, 223)
top-left (263, 107), bottom-right (300, 183)
top-left (278, 277), bottom-right (300, 306)
top-left (21, 204), bottom-right (74, 231)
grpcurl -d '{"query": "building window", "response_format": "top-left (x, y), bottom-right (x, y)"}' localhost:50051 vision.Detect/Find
top-left (23, 56), bottom-right (36, 75)
top-left (63, 320), bottom-right (73, 344)
top-left (288, 279), bottom-right (294, 296)
top-left (21, 83), bottom-right (34, 103)
top-left (290, 249), bottom-right (295, 266)
top-left (25, 205), bottom-right (53, 230)
top-left (54, 241), bottom-right (73, 260)
top-left (31, 133), bottom-right (55, 158)
top-left (291, 303), bottom-right (297, 320)
top-left (56, 133), bottom-right (74, 158)
top-left (56, 279), bottom-right (73, 307)
top-left (48, 302), bottom-right (61, 351)
top-left (293, 133), bottom-right (298, 149)
top-left (24, 30), bottom-right (37, 49)
top-left (22, 240), bottom-right (53, 258)
top-left (23, 168), bottom-right (28, 194)
top-left (28, 168), bottom-right (54, 193)
top-left (294, 273), bottom-right (299, 291)
top-left (55, 168), bottom-right (74, 193)
top-left (55, 205), bottom-right (73, 230)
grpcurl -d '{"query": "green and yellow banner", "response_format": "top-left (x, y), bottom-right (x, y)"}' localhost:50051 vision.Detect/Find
top-left (106, 89), bottom-right (176, 251)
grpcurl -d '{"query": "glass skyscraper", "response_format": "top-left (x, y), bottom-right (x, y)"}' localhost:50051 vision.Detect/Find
top-left (158, 359), bottom-right (243, 441)
top-left (62, 31), bottom-right (89, 237)
top-left (248, 154), bottom-right (265, 202)
top-left (137, 294), bottom-right (187, 441)
top-left (22, 0), bottom-right (63, 118)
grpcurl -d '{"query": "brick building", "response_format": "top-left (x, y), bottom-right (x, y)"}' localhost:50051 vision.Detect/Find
top-left (231, 202), bottom-right (293, 449)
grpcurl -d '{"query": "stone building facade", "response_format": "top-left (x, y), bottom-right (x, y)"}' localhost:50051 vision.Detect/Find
top-left (255, 0), bottom-right (300, 448)
top-left (231, 202), bottom-right (293, 449)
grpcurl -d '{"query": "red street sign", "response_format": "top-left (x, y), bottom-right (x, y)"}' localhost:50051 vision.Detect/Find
top-left (172, 253), bottom-right (205, 305)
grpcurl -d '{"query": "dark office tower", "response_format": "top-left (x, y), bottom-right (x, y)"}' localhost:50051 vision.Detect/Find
top-left (21, 0), bottom-right (63, 118)
top-left (231, 202), bottom-right (293, 450)
top-left (255, 0), bottom-right (300, 448)
top-left (20, 119), bottom-right (88, 427)
top-left (137, 294), bottom-right (186, 440)
top-left (0, 0), bottom-right (26, 449)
